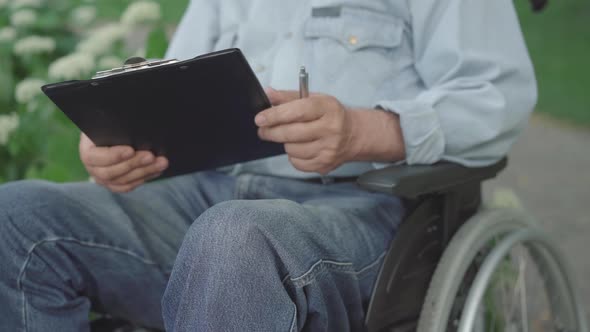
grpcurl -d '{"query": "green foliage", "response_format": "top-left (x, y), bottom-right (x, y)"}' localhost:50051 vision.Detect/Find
top-left (146, 25), bottom-right (168, 59)
top-left (92, 0), bottom-right (188, 23)
top-left (0, 52), bottom-right (14, 105)
top-left (516, 0), bottom-right (590, 125)
top-left (0, 0), bottom-right (188, 184)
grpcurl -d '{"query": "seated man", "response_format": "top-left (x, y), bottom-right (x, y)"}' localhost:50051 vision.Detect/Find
top-left (0, 0), bottom-right (536, 331)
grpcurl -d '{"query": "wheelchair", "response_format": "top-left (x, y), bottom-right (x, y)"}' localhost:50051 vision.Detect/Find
top-left (90, 158), bottom-right (588, 332)
top-left (359, 158), bottom-right (588, 332)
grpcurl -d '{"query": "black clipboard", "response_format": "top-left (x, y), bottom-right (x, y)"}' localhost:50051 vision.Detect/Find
top-left (42, 48), bottom-right (284, 178)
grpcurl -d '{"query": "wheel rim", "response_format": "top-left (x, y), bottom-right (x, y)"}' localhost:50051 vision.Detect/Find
top-left (457, 229), bottom-right (588, 332)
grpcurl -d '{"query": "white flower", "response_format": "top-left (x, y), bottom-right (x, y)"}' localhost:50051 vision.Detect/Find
top-left (0, 113), bottom-right (19, 146)
top-left (11, 0), bottom-right (43, 10)
top-left (121, 1), bottom-right (161, 27)
top-left (77, 23), bottom-right (126, 56)
top-left (48, 52), bottom-right (95, 81)
top-left (15, 78), bottom-right (46, 104)
top-left (10, 9), bottom-right (37, 28)
top-left (71, 6), bottom-right (96, 26)
top-left (0, 27), bottom-right (17, 43)
top-left (98, 55), bottom-right (122, 70)
top-left (13, 35), bottom-right (55, 56)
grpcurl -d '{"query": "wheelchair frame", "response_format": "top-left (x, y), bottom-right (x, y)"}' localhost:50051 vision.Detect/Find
top-left (359, 159), bottom-right (507, 332)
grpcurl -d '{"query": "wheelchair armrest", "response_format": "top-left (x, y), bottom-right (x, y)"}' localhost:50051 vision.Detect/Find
top-left (357, 158), bottom-right (507, 199)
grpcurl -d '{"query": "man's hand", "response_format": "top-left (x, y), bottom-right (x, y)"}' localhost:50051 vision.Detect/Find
top-left (256, 89), bottom-right (405, 175)
top-left (256, 89), bottom-right (355, 175)
top-left (79, 133), bottom-right (168, 193)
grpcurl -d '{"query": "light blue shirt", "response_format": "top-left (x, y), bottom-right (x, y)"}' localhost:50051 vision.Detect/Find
top-left (166, 0), bottom-right (537, 178)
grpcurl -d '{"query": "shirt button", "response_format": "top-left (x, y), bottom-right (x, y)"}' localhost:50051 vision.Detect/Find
top-left (285, 32), bottom-right (293, 39)
top-left (255, 65), bottom-right (266, 73)
top-left (348, 35), bottom-right (359, 46)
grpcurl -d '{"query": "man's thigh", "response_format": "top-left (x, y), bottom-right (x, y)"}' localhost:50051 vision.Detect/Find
top-left (0, 171), bottom-right (235, 329)
top-left (238, 174), bottom-right (405, 278)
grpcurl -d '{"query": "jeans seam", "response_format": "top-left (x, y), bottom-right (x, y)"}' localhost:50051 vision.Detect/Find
top-left (289, 301), bottom-right (297, 332)
top-left (17, 237), bottom-right (160, 332)
top-left (233, 174), bottom-right (252, 199)
top-left (282, 251), bottom-right (387, 289)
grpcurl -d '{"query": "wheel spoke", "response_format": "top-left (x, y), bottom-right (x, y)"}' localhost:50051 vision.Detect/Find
top-left (518, 253), bottom-right (529, 332)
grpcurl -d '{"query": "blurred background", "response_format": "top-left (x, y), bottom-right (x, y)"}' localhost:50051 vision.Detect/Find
top-left (0, 0), bottom-right (187, 181)
top-left (0, 0), bottom-right (588, 316)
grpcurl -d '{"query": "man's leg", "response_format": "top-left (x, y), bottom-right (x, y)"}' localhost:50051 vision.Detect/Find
top-left (0, 171), bottom-right (235, 331)
top-left (162, 174), bottom-right (404, 331)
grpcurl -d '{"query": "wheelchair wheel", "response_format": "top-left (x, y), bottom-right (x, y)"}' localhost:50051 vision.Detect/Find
top-left (417, 208), bottom-right (587, 332)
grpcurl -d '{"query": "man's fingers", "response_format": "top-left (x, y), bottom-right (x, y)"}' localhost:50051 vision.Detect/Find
top-left (89, 151), bottom-right (157, 182)
top-left (79, 133), bottom-right (94, 150)
top-left (80, 133), bottom-right (135, 167)
top-left (82, 146), bottom-right (135, 168)
top-left (288, 156), bottom-right (330, 174)
top-left (265, 88), bottom-right (301, 106)
top-left (108, 170), bottom-right (165, 193)
top-left (284, 141), bottom-right (322, 160)
top-left (110, 157), bottom-right (168, 185)
top-left (258, 120), bottom-right (323, 143)
top-left (80, 140), bottom-right (135, 169)
top-left (256, 99), bottom-right (323, 128)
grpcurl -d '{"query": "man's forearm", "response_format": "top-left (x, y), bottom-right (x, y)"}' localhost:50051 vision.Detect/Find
top-left (346, 108), bottom-right (406, 163)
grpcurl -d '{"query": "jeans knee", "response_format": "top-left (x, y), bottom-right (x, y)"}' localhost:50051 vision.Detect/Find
top-left (165, 200), bottom-right (304, 318)
top-left (196, 199), bottom-right (302, 240)
top-left (182, 199), bottom-right (306, 268)
top-left (0, 180), bottom-right (70, 245)
top-left (0, 179), bottom-right (60, 209)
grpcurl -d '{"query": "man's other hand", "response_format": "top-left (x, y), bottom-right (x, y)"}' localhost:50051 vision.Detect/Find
top-left (79, 133), bottom-right (169, 193)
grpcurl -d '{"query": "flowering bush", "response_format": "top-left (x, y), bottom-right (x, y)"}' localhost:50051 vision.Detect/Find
top-left (0, 0), bottom-right (174, 183)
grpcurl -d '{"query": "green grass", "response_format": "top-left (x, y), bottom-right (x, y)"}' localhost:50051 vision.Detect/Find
top-left (89, 0), bottom-right (189, 23)
top-left (515, 0), bottom-right (590, 125)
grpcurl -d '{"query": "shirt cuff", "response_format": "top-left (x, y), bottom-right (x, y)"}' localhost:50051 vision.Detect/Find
top-left (374, 99), bottom-right (445, 165)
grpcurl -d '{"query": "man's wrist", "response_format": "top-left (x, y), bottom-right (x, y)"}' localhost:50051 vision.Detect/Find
top-left (346, 108), bottom-right (405, 163)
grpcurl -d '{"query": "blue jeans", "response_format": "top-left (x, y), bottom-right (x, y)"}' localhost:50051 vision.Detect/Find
top-left (0, 171), bottom-right (403, 331)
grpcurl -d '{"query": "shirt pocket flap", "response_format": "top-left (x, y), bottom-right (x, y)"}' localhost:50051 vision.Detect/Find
top-left (304, 7), bottom-right (404, 51)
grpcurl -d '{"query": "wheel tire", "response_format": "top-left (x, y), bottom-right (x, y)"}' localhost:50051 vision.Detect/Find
top-left (416, 208), bottom-right (537, 332)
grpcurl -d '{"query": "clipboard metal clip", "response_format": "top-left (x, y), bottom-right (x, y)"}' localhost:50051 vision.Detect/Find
top-left (93, 57), bottom-right (179, 79)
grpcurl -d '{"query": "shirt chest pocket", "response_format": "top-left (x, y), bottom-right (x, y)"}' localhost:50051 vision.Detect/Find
top-left (303, 7), bottom-right (407, 88)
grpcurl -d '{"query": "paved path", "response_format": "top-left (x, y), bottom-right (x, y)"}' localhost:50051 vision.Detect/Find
top-left (483, 114), bottom-right (590, 318)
